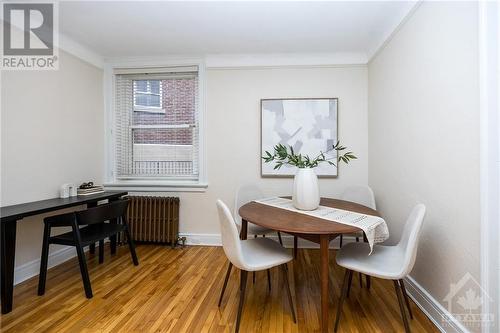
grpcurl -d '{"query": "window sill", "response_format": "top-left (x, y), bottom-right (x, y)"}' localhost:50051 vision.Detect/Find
top-left (133, 107), bottom-right (165, 114)
top-left (104, 181), bottom-right (208, 193)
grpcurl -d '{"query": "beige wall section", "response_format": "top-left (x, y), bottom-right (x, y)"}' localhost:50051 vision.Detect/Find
top-left (177, 66), bottom-right (368, 235)
top-left (1, 50), bottom-right (104, 267)
top-left (368, 0), bottom-right (479, 319)
top-left (2, 63), bottom-right (368, 272)
top-left (2, 60), bottom-right (367, 277)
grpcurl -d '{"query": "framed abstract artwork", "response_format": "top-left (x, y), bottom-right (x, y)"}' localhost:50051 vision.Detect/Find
top-left (261, 98), bottom-right (338, 177)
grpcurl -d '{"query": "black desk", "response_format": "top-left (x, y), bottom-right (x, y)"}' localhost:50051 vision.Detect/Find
top-left (0, 191), bottom-right (127, 314)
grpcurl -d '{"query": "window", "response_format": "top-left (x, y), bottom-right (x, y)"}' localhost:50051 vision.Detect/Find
top-left (133, 80), bottom-right (163, 112)
top-left (112, 66), bottom-right (203, 187)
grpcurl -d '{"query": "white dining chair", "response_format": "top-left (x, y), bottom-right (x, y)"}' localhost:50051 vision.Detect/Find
top-left (234, 184), bottom-right (284, 245)
top-left (339, 185), bottom-right (376, 247)
top-left (216, 200), bottom-right (296, 333)
top-left (235, 184), bottom-right (286, 283)
top-left (338, 185), bottom-right (377, 288)
top-left (334, 204), bottom-right (426, 333)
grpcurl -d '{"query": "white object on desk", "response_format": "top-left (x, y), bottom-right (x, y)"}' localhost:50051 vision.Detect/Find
top-left (69, 184), bottom-right (78, 197)
top-left (59, 184), bottom-right (70, 198)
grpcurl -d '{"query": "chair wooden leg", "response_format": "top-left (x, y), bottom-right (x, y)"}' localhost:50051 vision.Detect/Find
top-left (399, 279), bottom-right (414, 319)
top-left (110, 235), bottom-right (117, 254)
top-left (277, 231), bottom-right (283, 246)
top-left (339, 234), bottom-right (343, 248)
top-left (235, 270), bottom-right (248, 333)
top-left (218, 262), bottom-right (232, 307)
top-left (266, 269), bottom-right (271, 292)
top-left (89, 243), bottom-right (95, 254)
top-left (37, 224), bottom-right (50, 296)
top-left (334, 269), bottom-right (351, 332)
top-left (346, 269), bottom-right (353, 297)
top-left (75, 243), bottom-right (93, 298)
top-left (124, 228), bottom-right (139, 266)
top-left (363, 232), bottom-right (370, 289)
top-left (98, 240), bottom-right (104, 264)
top-left (71, 221), bottom-right (93, 298)
top-left (293, 236), bottom-right (298, 259)
top-left (394, 280), bottom-right (411, 333)
top-left (356, 236), bottom-right (360, 242)
top-left (281, 264), bottom-right (296, 323)
top-left (253, 235), bottom-right (257, 284)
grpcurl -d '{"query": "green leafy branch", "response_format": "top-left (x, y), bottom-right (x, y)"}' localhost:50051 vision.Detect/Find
top-left (262, 141), bottom-right (357, 170)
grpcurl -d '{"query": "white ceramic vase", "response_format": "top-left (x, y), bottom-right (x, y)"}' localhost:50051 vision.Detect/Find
top-left (292, 168), bottom-right (320, 210)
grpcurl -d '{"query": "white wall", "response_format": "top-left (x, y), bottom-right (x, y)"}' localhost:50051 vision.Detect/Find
top-left (368, 1), bottom-right (480, 329)
top-left (2, 61), bottom-right (368, 278)
top-left (175, 66), bottom-right (369, 239)
top-left (1, 50), bottom-right (104, 270)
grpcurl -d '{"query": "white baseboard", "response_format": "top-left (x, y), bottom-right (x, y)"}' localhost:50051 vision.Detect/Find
top-left (14, 240), bottom-right (111, 285)
top-left (14, 246), bottom-right (76, 285)
top-left (404, 275), bottom-right (470, 333)
top-left (179, 232), bottom-right (359, 249)
top-left (179, 233), bottom-right (222, 246)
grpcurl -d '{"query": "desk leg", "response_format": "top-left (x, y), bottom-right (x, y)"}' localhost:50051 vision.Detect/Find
top-left (108, 198), bottom-right (119, 254)
top-left (320, 234), bottom-right (330, 333)
top-left (87, 202), bottom-right (97, 254)
top-left (1, 219), bottom-right (17, 314)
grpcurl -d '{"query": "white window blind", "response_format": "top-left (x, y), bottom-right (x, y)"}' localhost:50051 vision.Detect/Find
top-left (114, 66), bottom-right (199, 181)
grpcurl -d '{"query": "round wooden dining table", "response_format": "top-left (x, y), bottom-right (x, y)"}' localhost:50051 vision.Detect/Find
top-left (239, 197), bottom-right (380, 333)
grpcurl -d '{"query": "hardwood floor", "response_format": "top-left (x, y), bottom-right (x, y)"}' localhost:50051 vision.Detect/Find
top-left (1, 245), bottom-right (438, 332)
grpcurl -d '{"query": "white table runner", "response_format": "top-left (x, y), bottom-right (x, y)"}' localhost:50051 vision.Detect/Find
top-left (254, 197), bottom-right (389, 254)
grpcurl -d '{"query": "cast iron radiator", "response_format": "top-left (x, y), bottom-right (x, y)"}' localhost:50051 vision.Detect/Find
top-left (125, 196), bottom-right (182, 248)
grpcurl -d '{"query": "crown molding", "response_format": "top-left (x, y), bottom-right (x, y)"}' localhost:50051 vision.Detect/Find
top-left (59, 33), bottom-right (105, 69)
top-left (204, 52), bottom-right (367, 69)
top-left (103, 56), bottom-right (205, 68)
top-left (103, 53), bottom-right (368, 70)
top-left (367, 1), bottom-right (422, 63)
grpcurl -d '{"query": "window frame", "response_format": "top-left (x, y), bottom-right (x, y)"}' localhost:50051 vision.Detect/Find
top-left (103, 59), bottom-right (207, 192)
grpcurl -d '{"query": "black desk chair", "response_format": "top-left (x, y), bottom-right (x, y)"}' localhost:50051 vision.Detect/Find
top-left (37, 199), bottom-right (139, 298)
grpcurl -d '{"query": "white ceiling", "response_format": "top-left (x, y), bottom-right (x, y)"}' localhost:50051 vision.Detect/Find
top-left (59, 1), bottom-right (417, 62)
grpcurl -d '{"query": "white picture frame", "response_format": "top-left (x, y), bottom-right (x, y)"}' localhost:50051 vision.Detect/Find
top-left (261, 98), bottom-right (338, 177)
